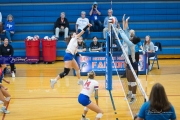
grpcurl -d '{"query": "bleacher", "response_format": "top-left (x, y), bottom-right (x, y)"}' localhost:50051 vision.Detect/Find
top-left (0, 0), bottom-right (180, 58)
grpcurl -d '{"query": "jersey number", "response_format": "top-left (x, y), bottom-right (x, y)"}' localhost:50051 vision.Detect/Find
top-left (84, 81), bottom-right (91, 87)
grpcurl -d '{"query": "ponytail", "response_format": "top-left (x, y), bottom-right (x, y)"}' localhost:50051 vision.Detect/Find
top-left (65, 32), bottom-right (73, 45)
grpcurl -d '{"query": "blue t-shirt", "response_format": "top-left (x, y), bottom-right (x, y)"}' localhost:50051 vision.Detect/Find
top-left (135, 42), bottom-right (142, 52)
top-left (89, 8), bottom-right (101, 21)
top-left (4, 20), bottom-right (15, 32)
top-left (138, 102), bottom-right (176, 120)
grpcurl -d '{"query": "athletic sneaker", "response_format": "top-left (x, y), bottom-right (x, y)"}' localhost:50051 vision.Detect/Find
top-left (50, 79), bottom-right (57, 89)
top-left (78, 79), bottom-right (84, 85)
top-left (81, 115), bottom-right (89, 120)
top-left (81, 117), bottom-right (89, 120)
top-left (81, 115), bottom-right (86, 120)
top-left (126, 93), bottom-right (132, 99)
top-left (1, 106), bottom-right (10, 114)
top-left (129, 97), bottom-right (136, 104)
top-left (12, 72), bottom-right (15, 78)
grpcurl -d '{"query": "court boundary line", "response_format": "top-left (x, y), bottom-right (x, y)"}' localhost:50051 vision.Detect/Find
top-left (9, 94), bottom-right (180, 100)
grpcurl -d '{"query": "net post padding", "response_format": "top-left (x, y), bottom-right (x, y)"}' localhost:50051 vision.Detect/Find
top-left (111, 24), bottom-right (148, 102)
top-left (105, 32), bottom-right (112, 90)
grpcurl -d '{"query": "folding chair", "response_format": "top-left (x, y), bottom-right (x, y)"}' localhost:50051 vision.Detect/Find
top-left (149, 46), bottom-right (160, 70)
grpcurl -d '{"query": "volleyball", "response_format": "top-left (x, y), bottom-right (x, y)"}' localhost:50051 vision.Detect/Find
top-left (51, 35), bottom-right (57, 40)
top-left (108, 17), bottom-right (116, 24)
top-left (33, 35), bottom-right (39, 40)
top-left (44, 36), bottom-right (49, 40)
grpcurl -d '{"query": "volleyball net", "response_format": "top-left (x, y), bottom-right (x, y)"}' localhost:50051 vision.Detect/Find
top-left (105, 23), bottom-right (148, 118)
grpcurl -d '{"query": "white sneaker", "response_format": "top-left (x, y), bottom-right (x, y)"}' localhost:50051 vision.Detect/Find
top-left (78, 79), bottom-right (84, 85)
top-left (50, 79), bottom-right (57, 89)
top-left (1, 106), bottom-right (10, 114)
top-left (0, 100), bottom-right (4, 104)
top-left (126, 93), bottom-right (132, 99)
top-left (12, 72), bottom-right (15, 78)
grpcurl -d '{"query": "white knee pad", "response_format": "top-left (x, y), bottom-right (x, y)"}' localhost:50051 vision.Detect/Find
top-left (5, 97), bottom-right (10, 102)
top-left (131, 82), bottom-right (137, 87)
top-left (96, 113), bottom-right (103, 118)
top-left (84, 107), bottom-right (88, 111)
top-left (128, 82), bottom-right (131, 86)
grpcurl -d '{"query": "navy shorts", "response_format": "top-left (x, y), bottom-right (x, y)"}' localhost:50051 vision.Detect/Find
top-left (127, 55), bottom-right (138, 70)
top-left (78, 94), bottom-right (91, 106)
top-left (127, 62), bottom-right (138, 71)
top-left (64, 53), bottom-right (74, 61)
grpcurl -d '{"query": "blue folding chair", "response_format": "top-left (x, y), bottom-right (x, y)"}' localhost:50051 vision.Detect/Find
top-left (149, 46), bottom-right (160, 70)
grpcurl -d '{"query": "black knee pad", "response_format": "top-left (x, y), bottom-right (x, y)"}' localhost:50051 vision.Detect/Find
top-left (59, 68), bottom-right (70, 78)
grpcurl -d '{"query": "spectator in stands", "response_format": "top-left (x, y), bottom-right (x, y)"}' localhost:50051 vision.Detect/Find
top-left (0, 12), bottom-right (2, 40)
top-left (76, 11), bottom-right (90, 40)
top-left (0, 38), bottom-right (15, 77)
top-left (143, 35), bottom-right (155, 70)
top-left (89, 2), bottom-right (102, 32)
top-left (103, 9), bottom-right (118, 40)
top-left (89, 36), bottom-right (101, 52)
top-left (135, 83), bottom-right (176, 120)
top-left (3, 14), bottom-right (15, 43)
top-left (55, 12), bottom-right (69, 40)
top-left (77, 37), bottom-right (86, 52)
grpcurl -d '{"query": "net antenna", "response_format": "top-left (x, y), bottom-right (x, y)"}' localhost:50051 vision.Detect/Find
top-left (111, 25), bottom-right (148, 102)
top-left (110, 0), bottom-right (112, 10)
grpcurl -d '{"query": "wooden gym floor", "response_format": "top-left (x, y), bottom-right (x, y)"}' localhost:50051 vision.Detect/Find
top-left (0, 59), bottom-right (179, 120)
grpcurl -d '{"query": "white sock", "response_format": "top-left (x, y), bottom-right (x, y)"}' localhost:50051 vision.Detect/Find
top-left (128, 91), bottom-right (132, 94)
top-left (5, 97), bottom-right (10, 102)
top-left (54, 78), bottom-right (58, 81)
top-left (132, 94), bottom-right (136, 98)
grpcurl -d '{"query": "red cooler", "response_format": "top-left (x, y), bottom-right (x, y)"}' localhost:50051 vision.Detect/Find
top-left (25, 40), bottom-right (40, 63)
top-left (42, 40), bottom-right (56, 63)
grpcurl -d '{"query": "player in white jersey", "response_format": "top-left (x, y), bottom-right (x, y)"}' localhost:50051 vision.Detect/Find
top-left (78, 71), bottom-right (103, 120)
top-left (50, 24), bottom-right (92, 89)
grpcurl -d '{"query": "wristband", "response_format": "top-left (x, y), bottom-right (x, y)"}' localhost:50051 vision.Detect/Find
top-left (83, 25), bottom-right (89, 31)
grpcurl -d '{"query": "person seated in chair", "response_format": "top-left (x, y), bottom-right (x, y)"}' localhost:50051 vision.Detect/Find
top-left (103, 9), bottom-right (118, 40)
top-left (55, 12), bottom-right (69, 40)
top-left (3, 14), bottom-right (15, 43)
top-left (0, 38), bottom-right (15, 77)
top-left (77, 37), bottom-right (86, 52)
top-left (143, 35), bottom-right (155, 70)
top-left (76, 11), bottom-right (90, 40)
top-left (89, 36), bottom-right (101, 52)
top-left (89, 2), bottom-right (102, 32)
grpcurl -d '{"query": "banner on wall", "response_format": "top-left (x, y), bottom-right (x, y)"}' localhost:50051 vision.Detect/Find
top-left (76, 54), bottom-right (146, 73)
